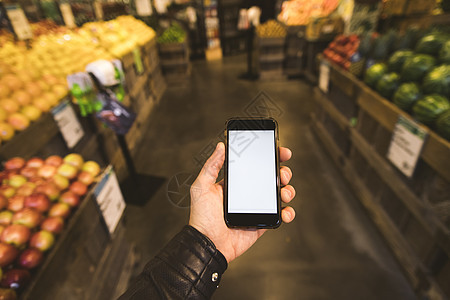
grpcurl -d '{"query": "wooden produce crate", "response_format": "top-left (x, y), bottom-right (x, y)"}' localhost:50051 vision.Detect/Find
top-left (311, 57), bottom-right (450, 300)
top-left (158, 41), bottom-right (191, 82)
top-left (141, 38), bottom-right (160, 75)
top-left (121, 49), bottom-right (147, 97)
top-left (148, 67), bottom-right (167, 104)
top-left (383, 0), bottom-right (436, 15)
top-left (255, 36), bottom-right (286, 80)
top-left (21, 168), bottom-right (134, 300)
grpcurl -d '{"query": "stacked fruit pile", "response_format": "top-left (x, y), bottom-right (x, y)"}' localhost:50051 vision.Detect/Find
top-left (0, 154), bottom-right (100, 297)
top-left (277, 0), bottom-right (339, 26)
top-left (80, 16), bottom-right (156, 58)
top-left (0, 16), bottom-right (156, 145)
top-left (323, 34), bottom-right (360, 70)
top-left (363, 31), bottom-right (450, 140)
top-left (157, 23), bottom-right (186, 44)
top-left (256, 20), bottom-right (287, 38)
top-left (0, 67), bottom-right (68, 143)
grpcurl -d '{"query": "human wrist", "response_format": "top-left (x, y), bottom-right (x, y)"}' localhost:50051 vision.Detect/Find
top-left (189, 223), bottom-right (232, 263)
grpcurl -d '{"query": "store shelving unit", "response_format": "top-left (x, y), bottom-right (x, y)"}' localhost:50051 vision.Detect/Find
top-left (20, 169), bottom-right (134, 299)
top-left (312, 56), bottom-right (450, 299)
top-left (218, 0), bottom-right (246, 56)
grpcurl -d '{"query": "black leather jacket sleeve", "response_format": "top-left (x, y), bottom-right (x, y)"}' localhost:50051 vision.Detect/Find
top-left (119, 225), bottom-right (228, 299)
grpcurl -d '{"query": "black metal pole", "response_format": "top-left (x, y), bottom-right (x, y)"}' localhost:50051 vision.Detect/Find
top-left (116, 134), bottom-right (138, 181)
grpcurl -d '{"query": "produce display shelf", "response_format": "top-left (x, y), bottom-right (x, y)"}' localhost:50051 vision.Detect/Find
top-left (0, 113), bottom-right (59, 161)
top-left (310, 114), bottom-right (446, 299)
top-left (312, 57), bottom-right (450, 299)
top-left (20, 168), bottom-right (109, 299)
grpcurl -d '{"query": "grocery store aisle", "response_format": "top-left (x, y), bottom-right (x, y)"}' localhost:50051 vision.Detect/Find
top-left (123, 55), bottom-right (417, 300)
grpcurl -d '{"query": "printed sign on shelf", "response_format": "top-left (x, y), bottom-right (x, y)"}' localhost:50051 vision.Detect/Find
top-left (94, 166), bottom-right (126, 234)
top-left (5, 4), bottom-right (32, 40)
top-left (387, 115), bottom-right (428, 178)
top-left (319, 61), bottom-right (330, 93)
top-left (52, 100), bottom-right (84, 148)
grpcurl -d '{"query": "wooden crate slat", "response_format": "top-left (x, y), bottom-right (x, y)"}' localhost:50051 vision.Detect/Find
top-left (311, 115), bottom-right (447, 299)
top-left (314, 88), bottom-right (350, 131)
top-left (329, 62), bottom-right (360, 99)
top-left (0, 112), bottom-right (60, 160)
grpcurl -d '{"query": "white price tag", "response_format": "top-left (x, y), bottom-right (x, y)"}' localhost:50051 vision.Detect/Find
top-left (319, 62), bottom-right (330, 93)
top-left (387, 116), bottom-right (428, 178)
top-left (52, 101), bottom-right (84, 148)
top-left (59, 3), bottom-right (76, 28)
top-left (94, 167), bottom-right (126, 234)
top-left (136, 0), bottom-right (153, 16)
top-left (5, 5), bottom-right (33, 40)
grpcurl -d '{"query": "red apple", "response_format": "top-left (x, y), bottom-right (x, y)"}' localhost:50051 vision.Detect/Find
top-left (77, 171), bottom-right (94, 186)
top-left (59, 191), bottom-right (80, 207)
top-left (7, 175), bottom-right (27, 189)
top-left (24, 193), bottom-right (51, 212)
top-left (25, 158), bottom-right (44, 169)
top-left (4, 158), bottom-right (25, 171)
top-left (0, 186), bottom-right (15, 199)
top-left (18, 248), bottom-right (43, 269)
top-left (69, 181), bottom-right (87, 196)
top-left (81, 161), bottom-right (100, 177)
top-left (44, 155), bottom-right (63, 167)
top-left (63, 153), bottom-right (84, 169)
top-left (15, 182), bottom-right (35, 197)
top-left (37, 165), bottom-right (57, 179)
top-left (0, 243), bottom-right (19, 267)
top-left (12, 208), bottom-right (42, 228)
top-left (19, 167), bottom-right (37, 178)
top-left (50, 174), bottom-right (69, 190)
top-left (7, 113), bottom-right (30, 131)
top-left (48, 203), bottom-right (70, 219)
top-left (56, 164), bottom-right (77, 180)
top-left (0, 269), bottom-right (30, 290)
top-left (0, 212), bottom-right (13, 226)
top-left (34, 183), bottom-right (59, 201)
top-left (7, 196), bottom-right (25, 212)
top-left (29, 231), bottom-right (54, 252)
top-left (0, 195), bottom-right (7, 210)
top-left (0, 225), bottom-right (30, 247)
top-left (0, 288), bottom-right (17, 300)
top-left (40, 217), bottom-right (64, 234)
top-left (28, 177), bottom-right (45, 186)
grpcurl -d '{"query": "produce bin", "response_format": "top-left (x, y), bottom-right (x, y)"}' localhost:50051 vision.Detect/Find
top-left (312, 56), bottom-right (450, 299)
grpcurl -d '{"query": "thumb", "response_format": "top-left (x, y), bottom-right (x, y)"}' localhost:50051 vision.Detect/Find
top-left (197, 142), bottom-right (225, 186)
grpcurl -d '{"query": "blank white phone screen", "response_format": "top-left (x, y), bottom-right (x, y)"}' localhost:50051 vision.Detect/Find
top-left (228, 130), bottom-right (277, 214)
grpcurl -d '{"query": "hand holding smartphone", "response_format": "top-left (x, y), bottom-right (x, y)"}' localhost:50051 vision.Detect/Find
top-left (224, 118), bottom-right (282, 228)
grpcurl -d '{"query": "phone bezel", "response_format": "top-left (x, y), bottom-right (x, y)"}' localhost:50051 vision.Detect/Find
top-left (224, 118), bottom-right (282, 229)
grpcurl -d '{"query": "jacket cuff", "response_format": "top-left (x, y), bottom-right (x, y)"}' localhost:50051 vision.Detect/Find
top-left (156, 225), bottom-right (228, 298)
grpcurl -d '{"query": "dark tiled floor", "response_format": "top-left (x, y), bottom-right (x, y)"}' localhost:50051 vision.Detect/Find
top-left (123, 55), bottom-right (417, 299)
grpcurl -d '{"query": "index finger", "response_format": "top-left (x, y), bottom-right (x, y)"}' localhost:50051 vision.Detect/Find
top-left (280, 147), bottom-right (292, 163)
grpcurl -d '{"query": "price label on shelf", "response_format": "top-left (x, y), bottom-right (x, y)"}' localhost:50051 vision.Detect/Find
top-left (59, 3), bottom-right (76, 28)
top-left (319, 61), bottom-right (330, 93)
top-left (387, 115), bottom-right (428, 178)
top-left (94, 166), bottom-right (126, 234)
top-left (5, 4), bottom-right (32, 40)
top-left (52, 100), bottom-right (84, 148)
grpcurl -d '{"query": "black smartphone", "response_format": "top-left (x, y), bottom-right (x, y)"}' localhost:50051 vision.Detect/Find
top-left (224, 118), bottom-right (281, 228)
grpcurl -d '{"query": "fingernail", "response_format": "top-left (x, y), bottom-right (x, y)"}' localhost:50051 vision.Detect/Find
top-left (283, 189), bottom-right (291, 198)
top-left (283, 172), bottom-right (289, 182)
